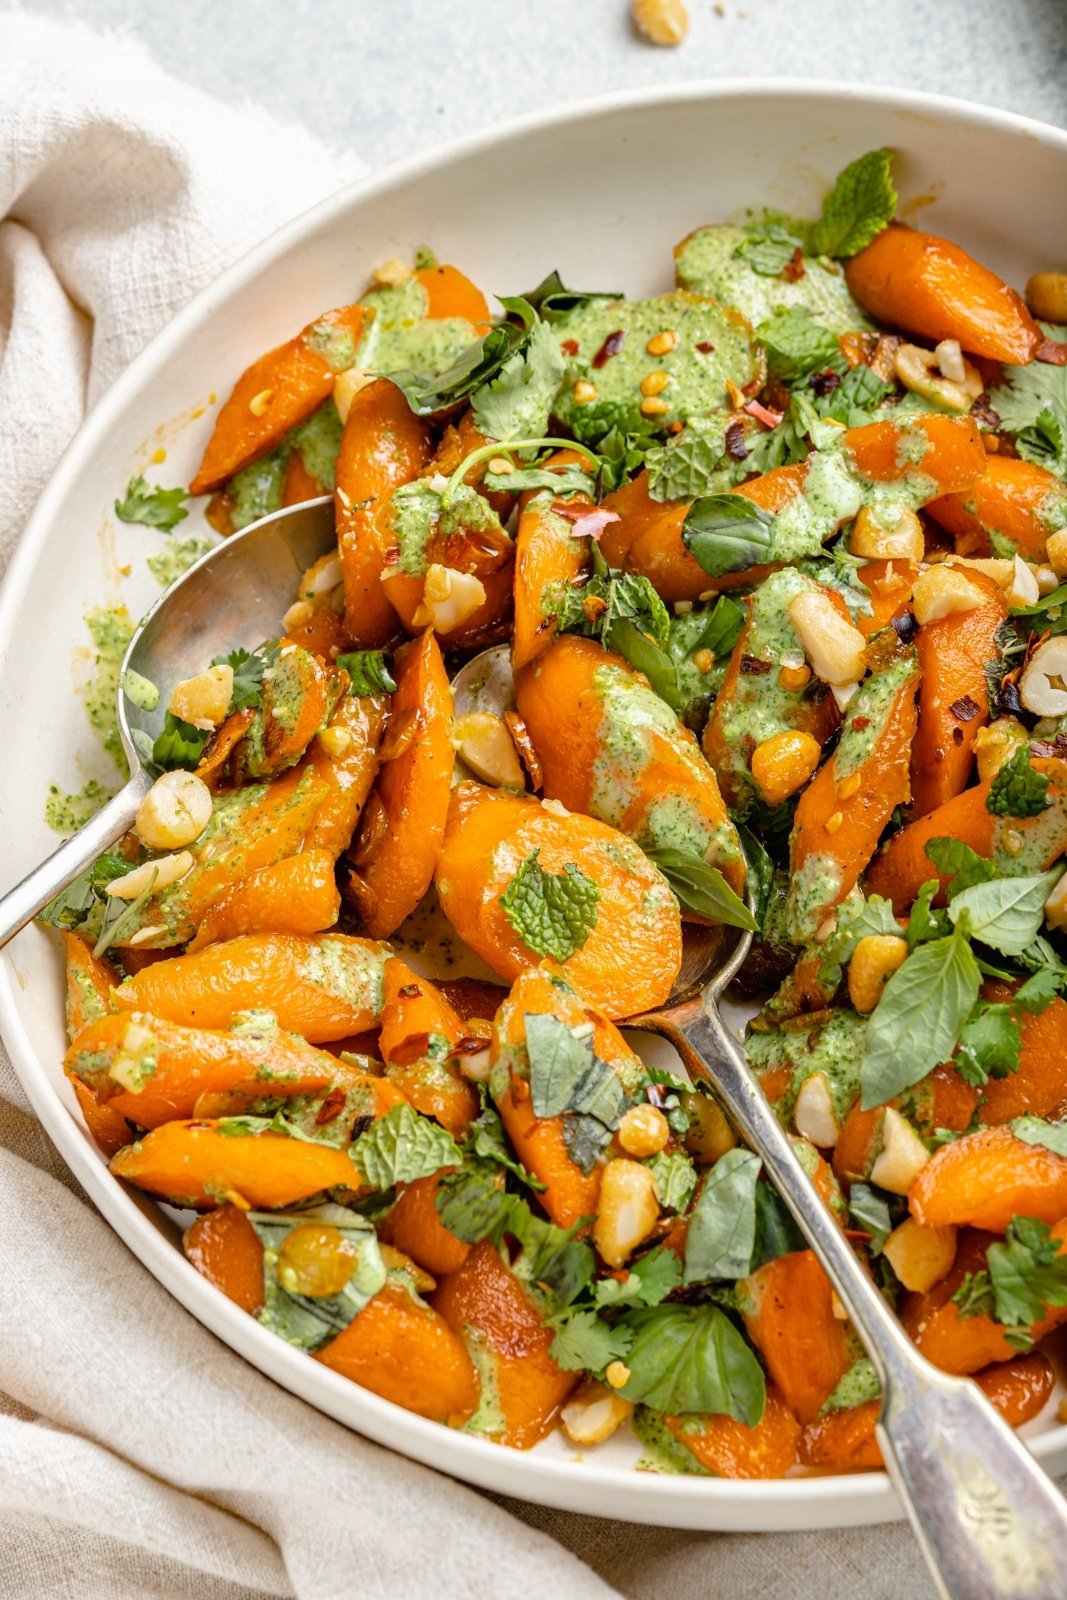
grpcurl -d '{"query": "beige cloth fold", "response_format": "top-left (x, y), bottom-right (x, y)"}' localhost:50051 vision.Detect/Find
top-left (0, 11), bottom-right (951, 1597)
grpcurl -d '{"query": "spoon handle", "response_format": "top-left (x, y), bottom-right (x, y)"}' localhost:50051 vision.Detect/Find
top-left (656, 998), bottom-right (1067, 1600)
top-left (0, 775), bottom-right (150, 950)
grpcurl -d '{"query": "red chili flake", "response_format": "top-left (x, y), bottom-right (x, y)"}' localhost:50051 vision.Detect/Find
top-left (348, 1114), bottom-right (374, 1141)
top-left (949, 694), bottom-right (981, 722)
top-left (740, 654), bottom-right (772, 675)
top-left (382, 545), bottom-right (400, 567)
top-left (592, 329), bottom-right (626, 368)
top-left (743, 398), bottom-right (783, 430)
top-left (398, 983), bottom-right (423, 998)
top-left (562, 339), bottom-right (580, 356)
top-left (696, 341), bottom-right (716, 354)
top-left (951, 726), bottom-right (965, 746)
top-left (389, 1031), bottom-right (433, 1068)
top-left (851, 716), bottom-right (871, 731)
top-left (999, 676), bottom-right (1023, 717)
top-left (724, 419), bottom-right (749, 460)
top-left (810, 369), bottom-right (842, 398)
top-left (451, 1035), bottom-right (490, 1056)
top-left (784, 248), bottom-right (806, 282)
top-left (315, 1086), bottom-right (348, 1125)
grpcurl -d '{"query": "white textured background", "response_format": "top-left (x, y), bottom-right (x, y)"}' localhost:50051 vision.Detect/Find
top-left (23, 0), bottom-right (1067, 168)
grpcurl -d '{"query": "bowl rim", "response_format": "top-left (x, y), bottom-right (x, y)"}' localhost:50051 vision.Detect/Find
top-left (4, 75), bottom-right (1067, 1526)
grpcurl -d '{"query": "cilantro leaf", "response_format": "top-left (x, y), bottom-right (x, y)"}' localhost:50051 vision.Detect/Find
top-left (955, 1002), bottom-right (1022, 1086)
top-left (683, 1148), bottom-right (761, 1283)
top-left (483, 459), bottom-right (597, 498)
top-left (646, 1149), bottom-right (698, 1214)
top-left (925, 838), bottom-right (997, 897)
top-left (114, 474), bottom-right (189, 531)
top-left (472, 319), bottom-right (565, 443)
top-left (756, 306), bottom-right (845, 382)
top-left (860, 926), bottom-right (981, 1109)
top-left (211, 646), bottom-right (271, 711)
top-left (335, 649), bottom-right (397, 696)
top-left (1012, 1116), bottom-right (1067, 1159)
top-left (847, 1182), bottom-right (894, 1254)
top-left (499, 849), bottom-right (600, 961)
top-left (618, 1305), bottom-right (766, 1425)
top-left (641, 844), bottom-right (757, 932)
top-left (593, 1245), bottom-right (683, 1310)
top-left (548, 1309), bottom-right (633, 1374)
top-left (972, 1217), bottom-right (1067, 1335)
top-left (948, 868), bottom-right (1064, 957)
top-left (1014, 967), bottom-right (1066, 1012)
top-left (682, 495), bottom-right (776, 577)
top-left (990, 326), bottom-right (1067, 478)
top-left (352, 1103), bottom-right (461, 1189)
top-left (986, 746), bottom-right (1050, 819)
top-left (152, 712), bottom-right (209, 771)
top-left (952, 1270), bottom-right (997, 1322)
top-left (809, 148), bottom-right (897, 259)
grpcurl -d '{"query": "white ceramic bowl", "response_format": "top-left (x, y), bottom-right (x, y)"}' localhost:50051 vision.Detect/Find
top-left (3, 80), bottom-right (1067, 1532)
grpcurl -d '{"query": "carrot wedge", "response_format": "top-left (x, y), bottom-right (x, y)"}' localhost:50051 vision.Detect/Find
top-left (415, 263), bottom-right (491, 333)
top-left (190, 304), bottom-right (371, 494)
top-left (348, 630), bottom-right (454, 939)
top-left (317, 1280), bottom-right (479, 1423)
top-left (665, 1385), bottom-right (801, 1478)
top-left (111, 932), bottom-right (388, 1041)
top-left (60, 931), bottom-right (118, 1042)
top-left (844, 224), bottom-right (1049, 365)
top-left (910, 1127), bottom-right (1067, 1231)
top-left (378, 1173), bottom-right (471, 1276)
top-left (925, 455), bottom-right (1067, 563)
top-left (377, 958), bottom-right (479, 1138)
top-left (184, 1203), bottom-right (265, 1313)
top-left (111, 1120), bottom-right (362, 1209)
top-left (186, 849), bottom-right (340, 952)
top-left (740, 1250), bottom-right (852, 1423)
top-left (301, 691), bottom-right (387, 858)
top-left (512, 494), bottom-right (590, 669)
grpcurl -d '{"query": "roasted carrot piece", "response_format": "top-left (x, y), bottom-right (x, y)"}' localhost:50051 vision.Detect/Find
top-left (977, 984), bottom-right (1067, 1124)
top-left (911, 1127), bottom-right (1067, 1231)
top-left (349, 631), bottom-right (454, 939)
top-left (799, 1399), bottom-right (883, 1471)
top-left (236, 647), bottom-right (347, 783)
top-left (377, 958), bottom-right (479, 1138)
top-left (378, 1173), bottom-right (471, 1277)
top-left (785, 654), bottom-right (919, 943)
top-left (65, 1010), bottom-right (345, 1127)
top-left (190, 304), bottom-right (371, 495)
top-left (833, 1064), bottom-right (978, 1187)
top-left (336, 377), bottom-right (433, 648)
top-left (516, 633), bottom-right (745, 893)
top-left (901, 1225), bottom-right (1067, 1373)
top-left (854, 560), bottom-right (917, 641)
top-left (432, 1240), bottom-right (578, 1447)
top-left (281, 448), bottom-right (327, 507)
top-left (910, 569), bottom-right (1006, 816)
top-left (665, 1385), bottom-right (801, 1479)
top-left (512, 494), bottom-right (591, 669)
top-left (123, 765), bottom-right (331, 948)
top-left (976, 1350), bottom-right (1056, 1426)
top-left (702, 569), bottom-right (841, 810)
top-left (415, 263), bottom-right (491, 333)
top-left (111, 932), bottom-right (387, 1041)
top-left (317, 1280), bottom-right (479, 1424)
top-left (196, 709), bottom-right (254, 790)
top-left (186, 849), bottom-right (340, 952)
top-left (284, 608), bottom-right (347, 663)
top-left (60, 931), bottom-right (118, 1042)
top-left (111, 1120), bottom-right (362, 1209)
top-left (71, 1076), bottom-right (132, 1158)
top-left (184, 1203), bottom-right (265, 1313)
top-left (844, 224), bottom-right (1049, 365)
top-left (865, 756), bottom-right (1067, 912)
top-left (301, 691), bottom-right (388, 857)
top-left (845, 413), bottom-right (986, 490)
top-left (434, 782), bottom-right (682, 1018)
top-left (925, 455), bottom-right (1067, 563)
top-left (598, 470), bottom-right (667, 572)
top-left (490, 966), bottom-right (644, 1227)
top-left (740, 1249), bottom-right (852, 1423)
top-left (436, 976), bottom-right (508, 1022)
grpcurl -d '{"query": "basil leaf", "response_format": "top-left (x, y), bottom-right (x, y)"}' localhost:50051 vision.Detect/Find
top-left (606, 617), bottom-right (685, 712)
top-left (388, 306), bottom-right (531, 415)
top-left (860, 927), bottom-right (981, 1109)
top-left (682, 495), bottom-right (775, 578)
top-left (847, 1183), bottom-right (894, 1254)
top-left (809, 148), bottom-right (897, 259)
top-left (618, 1304), bottom-right (766, 1426)
top-left (524, 1012), bottom-right (627, 1127)
top-left (949, 868), bottom-right (1064, 957)
top-left (38, 853), bottom-right (129, 932)
top-left (352, 1103), bottom-right (461, 1189)
top-left (519, 270), bottom-right (622, 320)
top-left (749, 1179), bottom-right (806, 1270)
top-left (641, 844), bottom-right (757, 932)
top-left (683, 1148), bottom-right (761, 1283)
top-left (336, 649), bottom-right (397, 696)
top-left (499, 849), bottom-right (601, 962)
top-left (115, 474), bottom-right (189, 531)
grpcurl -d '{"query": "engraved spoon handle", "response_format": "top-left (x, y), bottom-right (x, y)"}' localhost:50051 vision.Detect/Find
top-left (650, 998), bottom-right (1067, 1600)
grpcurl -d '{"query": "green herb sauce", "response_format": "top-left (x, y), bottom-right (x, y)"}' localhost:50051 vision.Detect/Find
top-left (147, 535), bottom-right (212, 589)
top-left (674, 223), bottom-right (870, 333)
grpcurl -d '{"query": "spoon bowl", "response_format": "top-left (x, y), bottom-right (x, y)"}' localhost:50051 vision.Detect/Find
top-left (0, 497), bottom-right (337, 949)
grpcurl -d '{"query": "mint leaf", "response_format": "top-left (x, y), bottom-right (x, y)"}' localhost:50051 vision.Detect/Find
top-left (949, 868), bottom-right (1063, 957)
top-left (735, 223), bottom-right (805, 277)
top-left (756, 306), bottom-right (844, 382)
top-left (925, 838), bottom-right (997, 897)
top-left (336, 649), bottom-right (397, 696)
top-left (152, 712), bottom-right (209, 771)
top-left (352, 1103), bottom-right (461, 1188)
top-left (1012, 1117), bottom-right (1067, 1159)
top-left (557, 564), bottom-right (670, 651)
top-left (986, 747), bottom-right (1050, 819)
top-left (860, 927), bottom-right (981, 1109)
top-left (115, 474), bottom-right (189, 531)
top-left (524, 1012), bottom-right (627, 1174)
top-left (683, 1148), bottom-right (761, 1283)
top-left (519, 270), bottom-right (622, 320)
top-left (645, 422), bottom-right (744, 502)
top-left (618, 1305), bottom-right (766, 1425)
top-left (682, 495), bottom-right (776, 578)
top-left (593, 1245), bottom-right (683, 1310)
top-left (809, 364), bottom-right (891, 428)
top-left (646, 1149), bottom-right (698, 1214)
top-left (548, 1309), bottom-right (633, 1374)
top-left (642, 845), bottom-right (757, 932)
top-left (847, 1183), bottom-right (894, 1254)
top-left (809, 149), bottom-right (897, 259)
top-left (472, 319), bottom-right (565, 443)
top-left (499, 849), bottom-right (600, 961)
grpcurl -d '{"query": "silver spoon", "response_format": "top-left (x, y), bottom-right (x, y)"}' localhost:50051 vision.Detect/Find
top-left (0, 497), bottom-right (337, 947)
top-left (454, 642), bottom-right (1067, 1600)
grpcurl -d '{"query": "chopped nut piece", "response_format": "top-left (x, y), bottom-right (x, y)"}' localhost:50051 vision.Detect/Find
top-left (632, 0), bottom-right (688, 45)
top-left (373, 257), bottom-right (414, 287)
top-left (646, 330), bottom-right (678, 356)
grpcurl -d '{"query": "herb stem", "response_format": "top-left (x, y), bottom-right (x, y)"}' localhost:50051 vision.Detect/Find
top-left (442, 437), bottom-right (601, 506)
